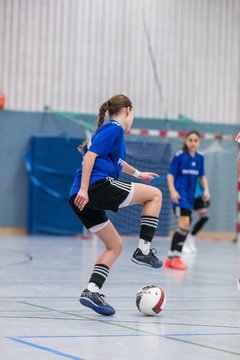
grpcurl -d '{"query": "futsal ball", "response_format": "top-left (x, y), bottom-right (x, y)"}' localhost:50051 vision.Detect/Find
top-left (136, 285), bottom-right (166, 316)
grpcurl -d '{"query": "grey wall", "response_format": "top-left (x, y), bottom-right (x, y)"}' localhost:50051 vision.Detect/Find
top-left (0, 0), bottom-right (239, 124)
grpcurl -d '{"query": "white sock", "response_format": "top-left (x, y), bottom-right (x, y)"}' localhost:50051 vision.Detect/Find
top-left (168, 250), bottom-right (174, 258)
top-left (138, 238), bottom-right (150, 255)
top-left (87, 282), bottom-right (100, 293)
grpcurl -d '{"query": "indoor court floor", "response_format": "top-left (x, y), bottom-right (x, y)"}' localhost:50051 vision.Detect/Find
top-left (0, 234), bottom-right (240, 360)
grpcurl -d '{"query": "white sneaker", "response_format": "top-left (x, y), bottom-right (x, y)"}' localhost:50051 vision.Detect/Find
top-left (182, 240), bottom-right (193, 254)
top-left (188, 234), bottom-right (197, 253)
top-left (182, 234), bottom-right (197, 254)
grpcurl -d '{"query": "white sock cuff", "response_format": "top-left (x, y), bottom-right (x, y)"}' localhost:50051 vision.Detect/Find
top-left (138, 238), bottom-right (151, 255)
top-left (87, 282), bottom-right (100, 293)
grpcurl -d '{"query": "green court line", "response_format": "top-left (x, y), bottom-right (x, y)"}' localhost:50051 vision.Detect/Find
top-left (17, 301), bottom-right (240, 357)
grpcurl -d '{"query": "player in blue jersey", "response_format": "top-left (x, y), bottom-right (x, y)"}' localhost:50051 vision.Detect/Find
top-left (69, 94), bottom-right (163, 315)
top-left (182, 178), bottom-right (210, 254)
top-left (165, 131), bottom-right (210, 270)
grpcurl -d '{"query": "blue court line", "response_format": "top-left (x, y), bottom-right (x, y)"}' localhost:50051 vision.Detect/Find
top-left (18, 301), bottom-right (240, 356)
top-left (7, 337), bottom-right (84, 360)
top-left (7, 332), bottom-right (240, 360)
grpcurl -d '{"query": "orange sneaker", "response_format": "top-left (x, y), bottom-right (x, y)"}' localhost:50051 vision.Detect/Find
top-left (164, 257), bottom-right (187, 270)
top-left (164, 258), bottom-right (172, 268)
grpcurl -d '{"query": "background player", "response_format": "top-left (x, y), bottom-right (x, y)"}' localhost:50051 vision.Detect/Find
top-left (69, 94), bottom-right (163, 315)
top-left (165, 131), bottom-right (210, 270)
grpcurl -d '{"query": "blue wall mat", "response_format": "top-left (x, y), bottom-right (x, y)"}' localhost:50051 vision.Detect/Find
top-left (26, 137), bottom-right (172, 236)
top-left (27, 136), bottom-right (84, 235)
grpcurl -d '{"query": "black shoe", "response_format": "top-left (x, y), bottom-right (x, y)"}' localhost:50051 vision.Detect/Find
top-left (131, 248), bottom-right (163, 268)
top-left (79, 289), bottom-right (116, 316)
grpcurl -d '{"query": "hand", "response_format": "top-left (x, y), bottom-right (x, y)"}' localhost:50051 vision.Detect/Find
top-left (138, 172), bottom-right (159, 184)
top-left (74, 188), bottom-right (89, 211)
top-left (202, 190), bottom-right (210, 201)
top-left (170, 190), bottom-right (181, 204)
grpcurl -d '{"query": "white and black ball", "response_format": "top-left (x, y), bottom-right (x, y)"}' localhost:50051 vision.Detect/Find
top-left (136, 285), bottom-right (166, 316)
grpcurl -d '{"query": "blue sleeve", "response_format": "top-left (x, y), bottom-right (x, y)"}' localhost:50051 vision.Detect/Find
top-left (168, 154), bottom-right (181, 176)
top-left (199, 156), bottom-right (205, 177)
top-left (89, 124), bottom-right (122, 158)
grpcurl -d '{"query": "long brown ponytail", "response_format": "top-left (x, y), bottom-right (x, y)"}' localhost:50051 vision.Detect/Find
top-left (78, 94), bottom-right (132, 153)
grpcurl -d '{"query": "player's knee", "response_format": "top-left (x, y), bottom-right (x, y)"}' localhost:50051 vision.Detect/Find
top-left (153, 188), bottom-right (162, 204)
top-left (114, 241), bottom-right (123, 256)
top-left (109, 237), bottom-right (122, 256)
top-left (198, 207), bottom-right (208, 215)
top-left (179, 218), bottom-right (190, 230)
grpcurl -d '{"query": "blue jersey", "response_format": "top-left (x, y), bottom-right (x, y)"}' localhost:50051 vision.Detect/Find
top-left (168, 150), bottom-right (205, 210)
top-left (70, 120), bottom-right (126, 197)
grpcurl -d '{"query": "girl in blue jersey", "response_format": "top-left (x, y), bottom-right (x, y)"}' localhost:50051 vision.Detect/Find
top-left (165, 131), bottom-right (210, 270)
top-left (69, 94), bottom-right (162, 315)
top-left (182, 178), bottom-right (210, 254)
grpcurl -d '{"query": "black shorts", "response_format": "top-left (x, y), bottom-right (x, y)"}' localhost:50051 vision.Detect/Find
top-left (173, 207), bottom-right (192, 217)
top-left (194, 197), bottom-right (210, 210)
top-left (69, 177), bottom-right (133, 232)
